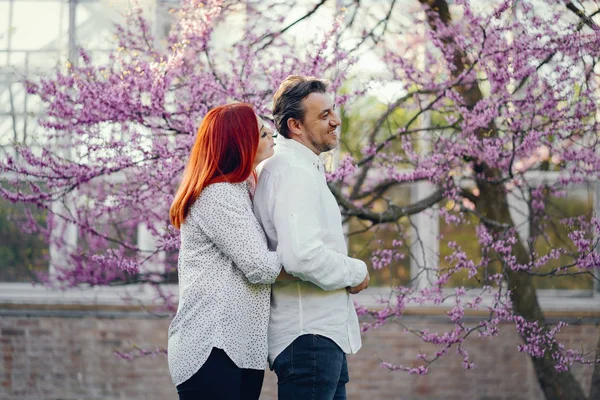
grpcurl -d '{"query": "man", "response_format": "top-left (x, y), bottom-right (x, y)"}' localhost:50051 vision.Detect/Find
top-left (253, 75), bottom-right (370, 399)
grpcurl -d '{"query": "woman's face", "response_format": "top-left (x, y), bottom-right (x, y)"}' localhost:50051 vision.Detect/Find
top-left (255, 115), bottom-right (276, 166)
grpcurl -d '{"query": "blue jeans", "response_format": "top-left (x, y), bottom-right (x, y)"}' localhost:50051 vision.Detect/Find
top-left (272, 334), bottom-right (349, 400)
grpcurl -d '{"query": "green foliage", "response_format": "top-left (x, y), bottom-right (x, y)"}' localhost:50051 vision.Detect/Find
top-left (0, 198), bottom-right (48, 282)
top-left (339, 92), bottom-right (594, 291)
top-left (439, 188), bottom-right (594, 290)
top-left (531, 189), bottom-right (594, 290)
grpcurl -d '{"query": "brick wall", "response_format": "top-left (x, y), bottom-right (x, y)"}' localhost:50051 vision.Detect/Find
top-left (1, 311), bottom-right (598, 400)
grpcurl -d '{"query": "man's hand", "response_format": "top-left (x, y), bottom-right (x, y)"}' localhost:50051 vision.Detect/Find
top-left (348, 272), bottom-right (369, 294)
top-left (276, 268), bottom-right (300, 282)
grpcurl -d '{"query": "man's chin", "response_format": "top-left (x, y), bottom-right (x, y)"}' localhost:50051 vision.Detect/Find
top-left (318, 145), bottom-right (336, 153)
top-left (314, 140), bottom-right (337, 154)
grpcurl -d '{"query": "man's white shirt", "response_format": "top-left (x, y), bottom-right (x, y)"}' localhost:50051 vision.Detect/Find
top-left (253, 135), bottom-right (368, 364)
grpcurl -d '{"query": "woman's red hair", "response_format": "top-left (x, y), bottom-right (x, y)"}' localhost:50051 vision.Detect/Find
top-left (170, 103), bottom-right (259, 229)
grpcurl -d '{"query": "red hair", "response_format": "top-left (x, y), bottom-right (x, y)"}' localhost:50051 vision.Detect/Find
top-left (170, 103), bottom-right (259, 229)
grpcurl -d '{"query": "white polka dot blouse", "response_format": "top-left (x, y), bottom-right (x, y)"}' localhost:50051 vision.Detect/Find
top-left (167, 181), bottom-right (282, 387)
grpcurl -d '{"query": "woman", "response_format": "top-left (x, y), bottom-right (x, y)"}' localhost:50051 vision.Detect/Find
top-left (168, 103), bottom-right (280, 400)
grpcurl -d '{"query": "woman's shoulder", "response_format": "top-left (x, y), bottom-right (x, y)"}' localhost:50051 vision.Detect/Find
top-left (200, 181), bottom-right (248, 198)
top-left (191, 181), bottom-right (249, 211)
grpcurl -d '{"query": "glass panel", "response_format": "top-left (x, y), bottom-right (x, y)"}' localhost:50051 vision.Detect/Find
top-left (4, 81), bottom-right (24, 114)
top-left (25, 50), bottom-right (62, 72)
top-left (18, 115), bottom-right (45, 149)
top-left (0, 185), bottom-right (49, 282)
top-left (87, 49), bottom-right (111, 65)
top-left (347, 185), bottom-right (411, 287)
top-left (532, 183), bottom-right (594, 290)
top-left (11, 1), bottom-right (64, 50)
top-left (0, 114), bottom-right (21, 146)
top-left (0, 84), bottom-right (12, 114)
top-left (0, 2), bottom-right (8, 54)
top-left (23, 93), bottom-right (44, 120)
top-left (155, 1), bottom-right (176, 41)
top-left (74, 3), bottom-right (110, 49)
top-left (0, 114), bottom-right (43, 149)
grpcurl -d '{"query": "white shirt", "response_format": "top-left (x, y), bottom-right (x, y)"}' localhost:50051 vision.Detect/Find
top-left (253, 136), bottom-right (367, 364)
top-left (168, 182), bottom-right (281, 387)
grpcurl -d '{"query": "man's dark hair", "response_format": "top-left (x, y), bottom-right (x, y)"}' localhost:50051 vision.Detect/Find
top-left (272, 75), bottom-right (330, 139)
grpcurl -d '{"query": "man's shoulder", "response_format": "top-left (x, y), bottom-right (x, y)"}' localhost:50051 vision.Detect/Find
top-left (261, 151), bottom-right (315, 178)
top-left (260, 151), bottom-right (290, 171)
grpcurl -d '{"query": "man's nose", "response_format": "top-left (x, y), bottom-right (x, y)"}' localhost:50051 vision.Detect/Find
top-left (331, 111), bottom-right (341, 126)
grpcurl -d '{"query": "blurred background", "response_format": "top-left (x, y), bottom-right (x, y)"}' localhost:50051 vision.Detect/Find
top-left (1, 0), bottom-right (599, 399)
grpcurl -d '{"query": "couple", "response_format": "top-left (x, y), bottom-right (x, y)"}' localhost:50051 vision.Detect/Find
top-left (167, 75), bottom-right (370, 400)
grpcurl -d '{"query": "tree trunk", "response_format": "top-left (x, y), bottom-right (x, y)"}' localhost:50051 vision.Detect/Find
top-left (477, 181), bottom-right (587, 400)
top-left (418, 1), bottom-right (587, 398)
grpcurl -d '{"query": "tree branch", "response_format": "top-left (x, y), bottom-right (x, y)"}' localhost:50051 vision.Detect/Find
top-left (513, 2), bottom-right (599, 94)
top-left (330, 183), bottom-right (443, 224)
top-left (567, 2), bottom-right (600, 31)
top-left (254, 0), bottom-right (329, 51)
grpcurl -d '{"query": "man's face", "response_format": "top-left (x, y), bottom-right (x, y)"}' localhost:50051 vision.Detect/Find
top-left (296, 92), bottom-right (341, 155)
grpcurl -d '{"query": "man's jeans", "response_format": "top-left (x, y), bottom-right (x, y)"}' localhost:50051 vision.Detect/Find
top-left (272, 334), bottom-right (349, 400)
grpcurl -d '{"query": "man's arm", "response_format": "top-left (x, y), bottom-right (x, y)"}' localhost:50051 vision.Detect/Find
top-left (271, 167), bottom-right (367, 291)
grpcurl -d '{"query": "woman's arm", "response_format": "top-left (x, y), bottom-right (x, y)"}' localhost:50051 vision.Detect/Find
top-left (191, 183), bottom-right (282, 285)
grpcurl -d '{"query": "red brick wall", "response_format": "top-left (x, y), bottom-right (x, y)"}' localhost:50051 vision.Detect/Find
top-left (1, 313), bottom-right (598, 400)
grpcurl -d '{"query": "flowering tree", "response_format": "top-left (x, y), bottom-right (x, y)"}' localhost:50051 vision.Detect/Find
top-left (2, 0), bottom-right (600, 398)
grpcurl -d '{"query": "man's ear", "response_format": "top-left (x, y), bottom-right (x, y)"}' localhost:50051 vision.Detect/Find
top-left (287, 118), bottom-right (302, 137)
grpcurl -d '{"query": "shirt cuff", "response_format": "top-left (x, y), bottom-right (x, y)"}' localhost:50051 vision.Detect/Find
top-left (349, 259), bottom-right (368, 287)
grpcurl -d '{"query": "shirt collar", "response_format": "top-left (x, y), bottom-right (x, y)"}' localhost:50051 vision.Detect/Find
top-left (277, 135), bottom-right (324, 170)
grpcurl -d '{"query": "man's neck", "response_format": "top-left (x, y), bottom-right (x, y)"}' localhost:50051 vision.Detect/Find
top-left (290, 136), bottom-right (320, 156)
